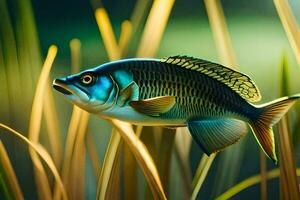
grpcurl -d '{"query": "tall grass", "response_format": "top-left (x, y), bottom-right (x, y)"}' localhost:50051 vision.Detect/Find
top-left (0, 0), bottom-right (300, 199)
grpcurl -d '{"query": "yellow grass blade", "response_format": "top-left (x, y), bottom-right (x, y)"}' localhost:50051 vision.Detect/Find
top-left (204, 0), bottom-right (237, 67)
top-left (110, 119), bottom-right (166, 199)
top-left (259, 151), bottom-right (267, 200)
top-left (86, 132), bottom-right (101, 178)
top-left (28, 45), bottom-right (57, 200)
top-left (54, 106), bottom-right (82, 200)
top-left (0, 123), bottom-right (68, 200)
top-left (174, 128), bottom-right (192, 198)
top-left (130, 0), bottom-right (152, 33)
top-left (191, 154), bottom-right (216, 200)
top-left (274, 0), bottom-right (300, 67)
top-left (70, 39), bottom-right (81, 74)
top-left (216, 168), bottom-right (300, 200)
top-left (119, 20), bottom-right (132, 56)
top-left (277, 55), bottom-right (300, 199)
top-left (0, 140), bottom-right (24, 200)
top-left (68, 111), bottom-right (89, 200)
top-left (43, 84), bottom-right (62, 168)
top-left (96, 128), bottom-right (121, 200)
top-left (95, 8), bottom-right (121, 60)
top-left (136, 0), bottom-right (175, 57)
top-left (28, 45), bottom-right (57, 143)
top-left (123, 141), bottom-right (138, 200)
top-left (277, 117), bottom-right (300, 199)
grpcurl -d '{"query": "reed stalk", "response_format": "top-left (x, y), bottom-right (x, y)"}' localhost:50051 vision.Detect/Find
top-left (216, 168), bottom-right (300, 200)
top-left (273, 0), bottom-right (300, 67)
top-left (0, 140), bottom-right (24, 200)
top-left (28, 45), bottom-right (57, 200)
top-left (0, 123), bottom-right (68, 200)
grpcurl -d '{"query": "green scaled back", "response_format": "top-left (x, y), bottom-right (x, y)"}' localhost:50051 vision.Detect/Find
top-left (161, 55), bottom-right (262, 102)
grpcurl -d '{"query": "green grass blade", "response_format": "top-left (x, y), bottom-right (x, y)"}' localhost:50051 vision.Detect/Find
top-left (191, 154), bottom-right (216, 200)
top-left (278, 55), bottom-right (300, 199)
top-left (0, 140), bottom-right (24, 200)
top-left (216, 168), bottom-right (300, 200)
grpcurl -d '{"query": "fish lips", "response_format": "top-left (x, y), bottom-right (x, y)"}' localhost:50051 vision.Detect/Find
top-left (53, 78), bottom-right (90, 103)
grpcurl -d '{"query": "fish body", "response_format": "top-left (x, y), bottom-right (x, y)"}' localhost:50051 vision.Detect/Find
top-left (53, 56), bottom-right (300, 163)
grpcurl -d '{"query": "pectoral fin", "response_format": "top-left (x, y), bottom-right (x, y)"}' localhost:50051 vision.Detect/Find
top-left (118, 82), bottom-right (135, 106)
top-left (129, 96), bottom-right (175, 116)
top-left (187, 118), bottom-right (248, 155)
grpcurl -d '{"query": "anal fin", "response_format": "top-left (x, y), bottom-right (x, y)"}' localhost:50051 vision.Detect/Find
top-left (187, 118), bottom-right (248, 155)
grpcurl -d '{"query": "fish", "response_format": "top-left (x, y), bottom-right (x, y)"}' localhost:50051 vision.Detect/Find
top-left (53, 55), bottom-right (300, 163)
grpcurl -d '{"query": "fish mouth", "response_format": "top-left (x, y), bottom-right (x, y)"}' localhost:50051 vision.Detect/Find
top-left (53, 78), bottom-right (90, 103)
top-left (53, 79), bottom-right (73, 95)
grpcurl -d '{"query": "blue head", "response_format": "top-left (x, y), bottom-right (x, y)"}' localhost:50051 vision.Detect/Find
top-left (53, 69), bottom-right (119, 113)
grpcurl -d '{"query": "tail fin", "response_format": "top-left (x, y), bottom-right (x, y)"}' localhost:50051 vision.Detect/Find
top-left (250, 94), bottom-right (300, 163)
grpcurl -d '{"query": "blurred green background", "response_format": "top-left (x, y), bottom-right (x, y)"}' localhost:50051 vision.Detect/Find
top-left (1, 0), bottom-right (300, 199)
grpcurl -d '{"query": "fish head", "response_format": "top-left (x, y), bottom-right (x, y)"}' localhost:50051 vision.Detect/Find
top-left (53, 70), bottom-right (118, 113)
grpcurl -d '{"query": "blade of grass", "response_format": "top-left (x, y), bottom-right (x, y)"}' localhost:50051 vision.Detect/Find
top-left (95, 8), bottom-right (121, 60)
top-left (204, 0), bottom-right (237, 67)
top-left (110, 119), bottom-right (166, 199)
top-left (123, 141), bottom-right (138, 200)
top-left (0, 0), bottom-right (22, 122)
top-left (43, 84), bottom-right (62, 168)
top-left (0, 140), bottom-right (24, 200)
top-left (28, 45), bottom-right (57, 147)
top-left (273, 0), bottom-right (300, 67)
top-left (0, 169), bottom-right (13, 200)
top-left (68, 111), bottom-right (89, 200)
top-left (0, 40), bottom-right (10, 123)
top-left (104, 140), bottom-right (122, 200)
top-left (86, 132), bottom-right (101, 179)
top-left (278, 55), bottom-right (300, 199)
top-left (277, 117), bottom-right (300, 199)
top-left (136, 0), bottom-right (175, 57)
top-left (174, 128), bottom-right (192, 198)
top-left (122, 126), bottom-right (142, 200)
top-left (15, 0), bottom-right (42, 80)
top-left (54, 106), bottom-right (82, 200)
top-left (123, 0), bottom-right (151, 57)
top-left (28, 45), bottom-right (57, 200)
top-left (259, 151), bottom-right (267, 200)
top-left (70, 39), bottom-right (81, 74)
top-left (96, 128), bottom-right (122, 200)
top-left (157, 128), bottom-right (176, 196)
top-left (15, 0), bottom-right (43, 111)
top-left (118, 20), bottom-right (132, 56)
top-left (191, 154), bottom-right (216, 200)
top-left (216, 168), bottom-right (300, 200)
top-left (130, 0), bottom-right (151, 36)
top-left (0, 123), bottom-right (67, 200)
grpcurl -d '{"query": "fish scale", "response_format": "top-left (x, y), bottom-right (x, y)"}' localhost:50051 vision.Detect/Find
top-left (125, 60), bottom-right (250, 120)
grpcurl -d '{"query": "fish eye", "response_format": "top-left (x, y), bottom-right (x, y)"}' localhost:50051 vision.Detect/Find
top-left (81, 73), bottom-right (95, 86)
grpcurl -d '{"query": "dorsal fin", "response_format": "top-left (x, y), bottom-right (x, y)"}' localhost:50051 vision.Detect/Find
top-left (161, 55), bottom-right (261, 102)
